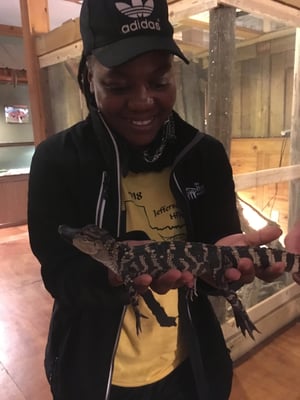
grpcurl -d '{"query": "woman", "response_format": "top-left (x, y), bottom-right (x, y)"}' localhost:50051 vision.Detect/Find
top-left (28, 0), bottom-right (285, 399)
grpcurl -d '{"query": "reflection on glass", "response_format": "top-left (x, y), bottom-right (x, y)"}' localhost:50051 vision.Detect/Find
top-left (0, 145), bottom-right (35, 175)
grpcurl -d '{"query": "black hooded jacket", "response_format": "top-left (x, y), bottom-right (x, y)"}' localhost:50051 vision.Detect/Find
top-left (28, 109), bottom-right (241, 400)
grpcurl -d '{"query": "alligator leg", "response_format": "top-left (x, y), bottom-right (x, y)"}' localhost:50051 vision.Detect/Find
top-left (225, 289), bottom-right (260, 340)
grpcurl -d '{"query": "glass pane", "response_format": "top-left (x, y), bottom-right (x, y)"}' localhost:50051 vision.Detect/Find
top-left (0, 145), bottom-right (35, 174)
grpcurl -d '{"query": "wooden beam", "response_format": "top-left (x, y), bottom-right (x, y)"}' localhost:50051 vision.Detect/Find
top-left (174, 19), bottom-right (210, 33)
top-left (169, 0), bottom-right (218, 26)
top-left (36, 18), bottom-right (81, 56)
top-left (234, 165), bottom-right (300, 191)
top-left (0, 25), bottom-right (23, 37)
top-left (200, 27), bottom-right (295, 62)
top-left (175, 40), bottom-right (206, 57)
top-left (235, 25), bottom-right (261, 40)
top-left (39, 41), bottom-right (82, 68)
top-left (19, 0), bottom-right (50, 145)
top-left (175, 18), bottom-right (261, 40)
top-left (207, 5), bottom-right (236, 153)
top-left (219, 0), bottom-right (300, 27)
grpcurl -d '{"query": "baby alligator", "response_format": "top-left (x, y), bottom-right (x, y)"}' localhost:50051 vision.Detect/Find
top-left (58, 224), bottom-right (300, 339)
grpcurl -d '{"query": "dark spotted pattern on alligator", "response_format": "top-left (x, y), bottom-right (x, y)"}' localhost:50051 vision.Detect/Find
top-left (58, 224), bottom-right (300, 339)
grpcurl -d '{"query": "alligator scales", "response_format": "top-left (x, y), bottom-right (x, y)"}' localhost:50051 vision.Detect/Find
top-left (58, 224), bottom-right (300, 339)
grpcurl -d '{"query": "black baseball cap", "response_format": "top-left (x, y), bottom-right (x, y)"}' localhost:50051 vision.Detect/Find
top-left (80, 0), bottom-right (189, 67)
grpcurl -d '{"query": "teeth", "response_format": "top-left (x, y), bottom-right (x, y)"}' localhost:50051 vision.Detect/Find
top-left (132, 119), bottom-right (152, 126)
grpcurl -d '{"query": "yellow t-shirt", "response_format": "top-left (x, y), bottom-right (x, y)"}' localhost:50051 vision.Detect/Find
top-left (112, 167), bottom-right (188, 387)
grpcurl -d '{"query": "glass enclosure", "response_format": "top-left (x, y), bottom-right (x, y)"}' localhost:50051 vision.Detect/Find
top-left (21, 1), bottom-right (300, 335)
top-left (171, 7), bottom-right (297, 324)
top-left (0, 144), bottom-right (34, 176)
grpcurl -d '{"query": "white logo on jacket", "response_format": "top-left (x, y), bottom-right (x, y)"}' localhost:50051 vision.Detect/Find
top-left (185, 183), bottom-right (205, 200)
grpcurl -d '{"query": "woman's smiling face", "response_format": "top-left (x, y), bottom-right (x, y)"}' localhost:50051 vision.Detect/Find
top-left (87, 51), bottom-right (177, 149)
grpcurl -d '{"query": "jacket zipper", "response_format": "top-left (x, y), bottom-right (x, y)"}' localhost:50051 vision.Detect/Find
top-left (95, 170), bottom-right (109, 227)
top-left (95, 112), bottom-right (125, 399)
top-left (104, 306), bottom-right (127, 400)
top-left (97, 112), bottom-right (122, 235)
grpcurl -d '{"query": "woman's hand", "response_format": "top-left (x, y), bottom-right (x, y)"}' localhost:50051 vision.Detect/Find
top-left (108, 239), bottom-right (194, 294)
top-left (108, 225), bottom-right (286, 294)
top-left (284, 220), bottom-right (300, 284)
top-left (216, 225), bottom-right (285, 284)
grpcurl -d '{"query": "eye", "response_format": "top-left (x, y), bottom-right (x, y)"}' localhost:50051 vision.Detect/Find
top-left (107, 86), bottom-right (130, 94)
top-left (152, 81), bottom-right (168, 89)
top-left (102, 80), bottom-right (130, 94)
top-left (151, 75), bottom-right (172, 90)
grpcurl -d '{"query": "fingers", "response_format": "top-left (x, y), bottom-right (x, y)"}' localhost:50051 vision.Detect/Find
top-left (225, 258), bottom-right (255, 283)
top-left (150, 269), bottom-right (181, 294)
top-left (284, 220), bottom-right (300, 254)
top-left (225, 258), bottom-right (286, 285)
top-left (133, 274), bottom-right (153, 294)
top-left (109, 268), bottom-right (194, 295)
top-left (245, 225), bottom-right (282, 247)
top-left (151, 270), bottom-right (194, 294)
top-left (255, 261), bottom-right (286, 283)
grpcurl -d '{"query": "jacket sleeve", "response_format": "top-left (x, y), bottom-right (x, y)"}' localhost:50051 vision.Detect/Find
top-left (27, 136), bottom-right (128, 309)
top-left (196, 135), bottom-right (243, 293)
top-left (185, 134), bottom-right (241, 244)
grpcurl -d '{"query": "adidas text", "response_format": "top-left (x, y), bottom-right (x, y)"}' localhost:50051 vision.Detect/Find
top-left (121, 18), bottom-right (161, 34)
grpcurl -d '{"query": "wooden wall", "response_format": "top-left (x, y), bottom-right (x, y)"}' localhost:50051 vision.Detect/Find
top-left (0, 174), bottom-right (28, 227)
top-left (174, 60), bottom-right (206, 132)
top-left (232, 35), bottom-right (295, 138)
top-left (175, 33), bottom-right (295, 139)
top-left (45, 58), bottom-right (86, 135)
top-left (231, 137), bottom-right (291, 234)
top-left (42, 33), bottom-right (295, 141)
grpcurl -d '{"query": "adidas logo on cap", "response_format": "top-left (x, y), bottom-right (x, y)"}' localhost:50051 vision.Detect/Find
top-left (115, 0), bottom-right (161, 34)
top-left (116, 0), bottom-right (154, 18)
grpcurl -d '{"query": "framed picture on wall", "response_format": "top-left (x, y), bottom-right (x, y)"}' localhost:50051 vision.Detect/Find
top-left (4, 105), bottom-right (30, 124)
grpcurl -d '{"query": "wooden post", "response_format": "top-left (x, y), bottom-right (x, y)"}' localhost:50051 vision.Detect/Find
top-left (207, 5), bottom-right (236, 155)
top-left (288, 28), bottom-right (300, 229)
top-left (19, 0), bottom-right (50, 145)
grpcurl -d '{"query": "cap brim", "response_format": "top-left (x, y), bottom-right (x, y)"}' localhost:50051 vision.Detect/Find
top-left (92, 36), bottom-right (189, 67)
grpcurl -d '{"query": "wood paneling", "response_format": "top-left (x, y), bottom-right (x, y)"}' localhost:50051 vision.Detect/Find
top-left (231, 137), bottom-right (291, 234)
top-left (0, 175), bottom-right (28, 227)
top-left (231, 137), bottom-right (290, 174)
top-left (0, 25), bottom-right (22, 37)
top-left (232, 36), bottom-right (295, 138)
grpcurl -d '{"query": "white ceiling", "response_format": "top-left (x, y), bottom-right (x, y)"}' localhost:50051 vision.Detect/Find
top-left (0, 0), bottom-right (82, 69)
top-left (0, 0), bottom-right (81, 30)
